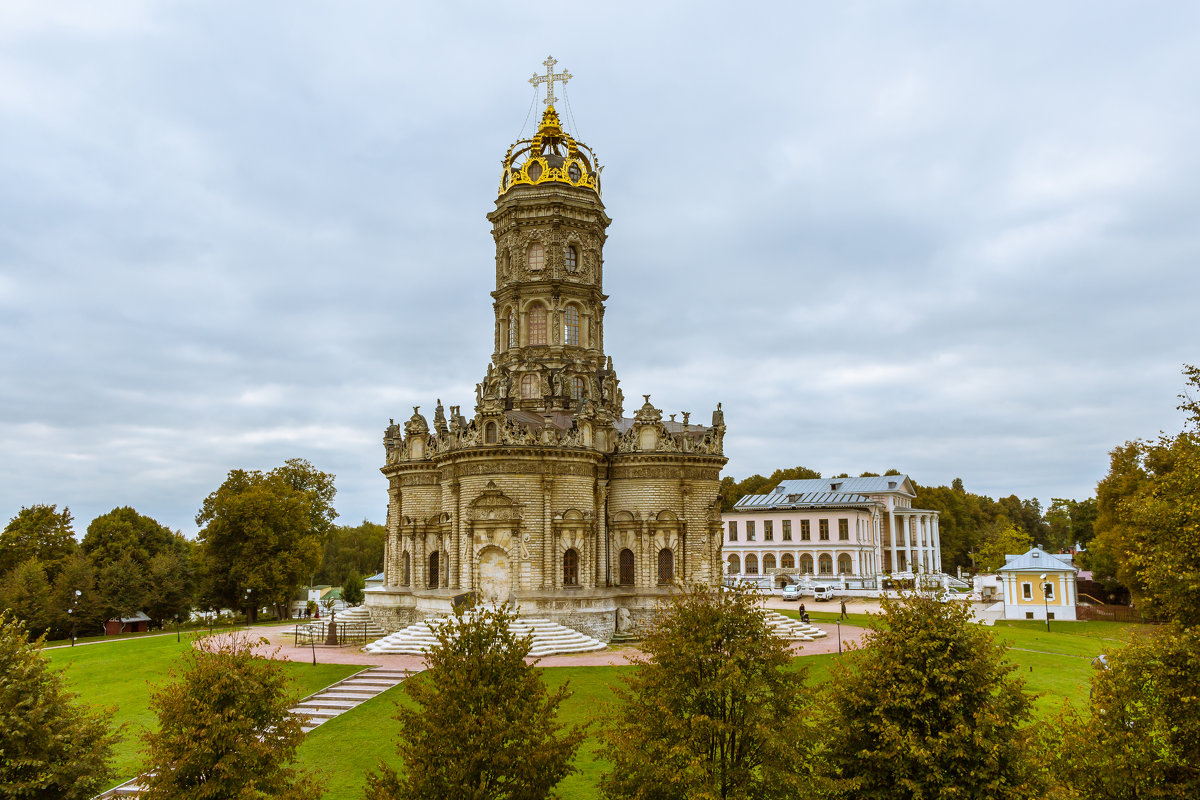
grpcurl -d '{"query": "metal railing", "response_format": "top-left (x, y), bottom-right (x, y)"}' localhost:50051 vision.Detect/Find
top-left (292, 620), bottom-right (380, 647)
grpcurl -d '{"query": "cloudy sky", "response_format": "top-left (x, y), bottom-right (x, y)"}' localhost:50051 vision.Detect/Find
top-left (2, 2), bottom-right (1197, 537)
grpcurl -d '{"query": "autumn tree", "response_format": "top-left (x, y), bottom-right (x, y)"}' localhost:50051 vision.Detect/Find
top-left (0, 504), bottom-right (77, 579)
top-left (366, 603), bottom-right (584, 800)
top-left (601, 583), bottom-right (816, 800)
top-left (0, 612), bottom-right (120, 799)
top-left (1052, 624), bottom-right (1200, 799)
top-left (139, 632), bottom-right (321, 800)
top-left (196, 459), bottom-right (332, 621)
top-left (820, 594), bottom-right (1041, 800)
top-left (975, 521), bottom-right (1033, 572)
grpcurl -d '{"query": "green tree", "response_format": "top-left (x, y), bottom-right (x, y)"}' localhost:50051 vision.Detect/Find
top-left (314, 519), bottom-right (386, 585)
top-left (1052, 624), bottom-right (1200, 799)
top-left (96, 552), bottom-right (148, 629)
top-left (719, 466), bottom-right (822, 510)
top-left (139, 632), bottom-right (321, 800)
top-left (48, 553), bottom-right (103, 639)
top-left (820, 595), bottom-right (1040, 800)
top-left (1089, 366), bottom-right (1200, 623)
top-left (975, 521), bottom-right (1033, 572)
top-left (0, 612), bottom-right (120, 799)
top-left (81, 507), bottom-right (186, 570)
top-left (341, 571), bottom-right (365, 607)
top-left (601, 583), bottom-right (816, 800)
top-left (0, 505), bottom-right (77, 579)
top-left (1044, 497), bottom-right (1097, 553)
top-left (144, 550), bottom-right (194, 629)
top-left (0, 558), bottom-right (52, 636)
top-left (196, 461), bottom-right (332, 622)
top-left (366, 603), bottom-right (584, 800)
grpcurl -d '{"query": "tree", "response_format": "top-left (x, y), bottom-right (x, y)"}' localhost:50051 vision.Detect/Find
top-left (96, 552), bottom-right (148, 628)
top-left (1044, 497), bottom-right (1097, 553)
top-left (139, 632), bottom-right (321, 800)
top-left (342, 571), bottom-right (365, 607)
top-left (366, 603), bottom-right (584, 800)
top-left (719, 466), bottom-right (822, 510)
top-left (0, 505), bottom-right (76, 579)
top-left (196, 461), bottom-right (332, 622)
top-left (601, 583), bottom-right (816, 800)
top-left (314, 519), bottom-right (386, 585)
top-left (1090, 366), bottom-right (1200, 623)
top-left (0, 612), bottom-right (120, 799)
top-left (144, 550), bottom-right (194, 629)
top-left (0, 558), bottom-right (52, 636)
top-left (975, 521), bottom-right (1033, 572)
top-left (1052, 624), bottom-right (1200, 799)
top-left (48, 553), bottom-right (102, 640)
top-left (81, 507), bottom-right (186, 571)
top-left (820, 595), bottom-right (1041, 800)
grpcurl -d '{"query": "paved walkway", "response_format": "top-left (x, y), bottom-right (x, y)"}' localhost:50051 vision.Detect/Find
top-left (255, 621), bottom-right (867, 669)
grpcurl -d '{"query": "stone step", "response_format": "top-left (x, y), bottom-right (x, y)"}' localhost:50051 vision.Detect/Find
top-left (365, 615), bottom-right (606, 656)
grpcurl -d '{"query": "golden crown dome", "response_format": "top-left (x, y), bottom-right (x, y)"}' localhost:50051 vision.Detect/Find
top-left (498, 105), bottom-right (601, 197)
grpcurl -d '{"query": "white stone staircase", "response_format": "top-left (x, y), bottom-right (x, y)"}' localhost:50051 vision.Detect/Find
top-left (92, 666), bottom-right (413, 798)
top-left (763, 610), bottom-right (828, 641)
top-left (365, 615), bottom-right (606, 657)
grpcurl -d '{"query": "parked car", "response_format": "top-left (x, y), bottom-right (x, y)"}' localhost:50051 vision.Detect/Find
top-left (781, 584), bottom-right (803, 601)
top-left (813, 585), bottom-right (836, 601)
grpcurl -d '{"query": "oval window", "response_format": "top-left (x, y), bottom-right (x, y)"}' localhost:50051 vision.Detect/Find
top-left (528, 160), bottom-right (543, 181)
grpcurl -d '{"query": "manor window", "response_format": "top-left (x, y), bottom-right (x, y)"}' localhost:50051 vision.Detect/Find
top-left (764, 520), bottom-right (773, 541)
top-left (800, 520), bottom-right (810, 541)
top-left (747, 521), bottom-right (756, 542)
top-left (782, 520), bottom-right (792, 541)
top-left (728, 521), bottom-right (737, 542)
top-left (781, 553), bottom-right (795, 569)
top-left (819, 519), bottom-right (830, 541)
top-left (745, 554), bottom-right (759, 575)
top-left (818, 554), bottom-right (833, 575)
top-left (838, 519), bottom-right (849, 540)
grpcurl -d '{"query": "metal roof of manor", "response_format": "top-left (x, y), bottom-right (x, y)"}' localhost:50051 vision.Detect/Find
top-left (997, 546), bottom-right (1076, 573)
top-left (734, 490), bottom-right (878, 510)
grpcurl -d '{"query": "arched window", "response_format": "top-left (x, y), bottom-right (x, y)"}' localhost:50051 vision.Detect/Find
top-left (403, 551), bottom-right (411, 586)
top-left (745, 554), bottom-right (759, 575)
top-left (727, 554), bottom-right (741, 574)
top-left (564, 305), bottom-right (580, 346)
top-left (763, 553), bottom-right (776, 572)
top-left (565, 245), bottom-right (578, 272)
top-left (657, 549), bottom-right (674, 584)
top-left (800, 554), bottom-right (813, 574)
top-left (619, 548), bottom-right (635, 585)
top-left (563, 549), bottom-right (579, 586)
top-left (507, 310), bottom-right (516, 348)
top-left (838, 554), bottom-right (853, 575)
top-left (781, 553), bottom-right (795, 570)
top-left (818, 554), bottom-right (833, 575)
top-left (528, 303), bottom-right (547, 346)
top-left (572, 376), bottom-right (586, 400)
top-left (527, 242), bottom-right (544, 271)
top-left (521, 374), bottom-right (538, 399)
top-left (429, 551), bottom-right (440, 589)
top-left (485, 422), bottom-right (498, 443)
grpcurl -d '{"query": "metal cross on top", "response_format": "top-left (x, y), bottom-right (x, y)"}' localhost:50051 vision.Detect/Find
top-left (530, 55), bottom-right (572, 107)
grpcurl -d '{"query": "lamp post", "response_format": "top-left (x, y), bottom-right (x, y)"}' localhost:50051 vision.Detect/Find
top-left (244, 589), bottom-right (252, 629)
top-left (1040, 573), bottom-right (1050, 632)
top-left (69, 589), bottom-right (81, 646)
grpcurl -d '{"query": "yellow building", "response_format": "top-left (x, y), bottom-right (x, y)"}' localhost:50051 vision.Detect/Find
top-left (998, 546), bottom-right (1077, 621)
top-left (365, 60), bottom-right (727, 641)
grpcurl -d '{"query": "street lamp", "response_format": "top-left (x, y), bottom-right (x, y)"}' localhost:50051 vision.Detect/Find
top-left (244, 589), bottom-right (252, 629)
top-left (1040, 573), bottom-right (1050, 632)
top-left (69, 589), bottom-right (81, 646)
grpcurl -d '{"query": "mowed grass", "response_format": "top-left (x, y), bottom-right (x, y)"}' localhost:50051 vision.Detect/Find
top-left (44, 633), bottom-right (359, 791)
top-left (56, 618), bottom-right (1158, 799)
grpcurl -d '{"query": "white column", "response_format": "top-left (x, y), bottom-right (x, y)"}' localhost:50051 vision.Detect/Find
top-left (889, 510), bottom-right (898, 573)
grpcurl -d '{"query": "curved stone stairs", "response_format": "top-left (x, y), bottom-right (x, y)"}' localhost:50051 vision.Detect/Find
top-left (93, 666), bottom-right (414, 798)
top-left (296, 605), bottom-right (387, 640)
top-left (364, 615), bottom-right (606, 657)
top-left (763, 609), bottom-right (828, 641)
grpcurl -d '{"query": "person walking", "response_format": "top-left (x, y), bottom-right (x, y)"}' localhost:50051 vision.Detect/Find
top-left (839, 599), bottom-right (847, 620)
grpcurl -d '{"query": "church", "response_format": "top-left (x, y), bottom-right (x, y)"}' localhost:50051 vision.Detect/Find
top-left (365, 59), bottom-right (727, 642)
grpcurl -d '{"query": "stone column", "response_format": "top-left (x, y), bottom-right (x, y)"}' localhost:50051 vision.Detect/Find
top-left (889, 510), bottom-right (898, 573)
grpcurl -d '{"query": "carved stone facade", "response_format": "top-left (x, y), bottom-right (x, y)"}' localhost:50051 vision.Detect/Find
top-left (367, 104), bottom-right (727, 641)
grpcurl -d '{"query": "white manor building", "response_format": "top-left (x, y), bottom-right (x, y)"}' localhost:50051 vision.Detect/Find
top-left (723, 475), bottom-right (942, 590)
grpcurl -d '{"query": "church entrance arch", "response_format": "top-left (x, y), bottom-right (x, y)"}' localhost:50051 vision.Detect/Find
top-left (477, 546), bottom-right (511, 605)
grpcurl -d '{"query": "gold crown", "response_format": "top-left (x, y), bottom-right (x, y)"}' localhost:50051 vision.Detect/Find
top-left (499, 106), bottom-right (601, 197)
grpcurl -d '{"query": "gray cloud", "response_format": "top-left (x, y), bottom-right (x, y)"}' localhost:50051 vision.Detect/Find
top-left (2, 1), bottom-right (1198, 536)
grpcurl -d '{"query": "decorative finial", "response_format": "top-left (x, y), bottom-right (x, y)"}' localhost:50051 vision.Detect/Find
top-left (530, 55), bottom-right (572, 107)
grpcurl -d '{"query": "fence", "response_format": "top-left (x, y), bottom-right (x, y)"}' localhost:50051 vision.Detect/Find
top-left (292, 620), bottom-right (379, 647)
top-left (1076, 604), bottom-right (1147, 623)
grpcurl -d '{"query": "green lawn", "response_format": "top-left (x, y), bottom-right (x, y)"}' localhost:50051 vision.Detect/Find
top-left (54, 618), bottom-right (1158, 799)
top-left (45, 633), bottom-right (359, 791)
